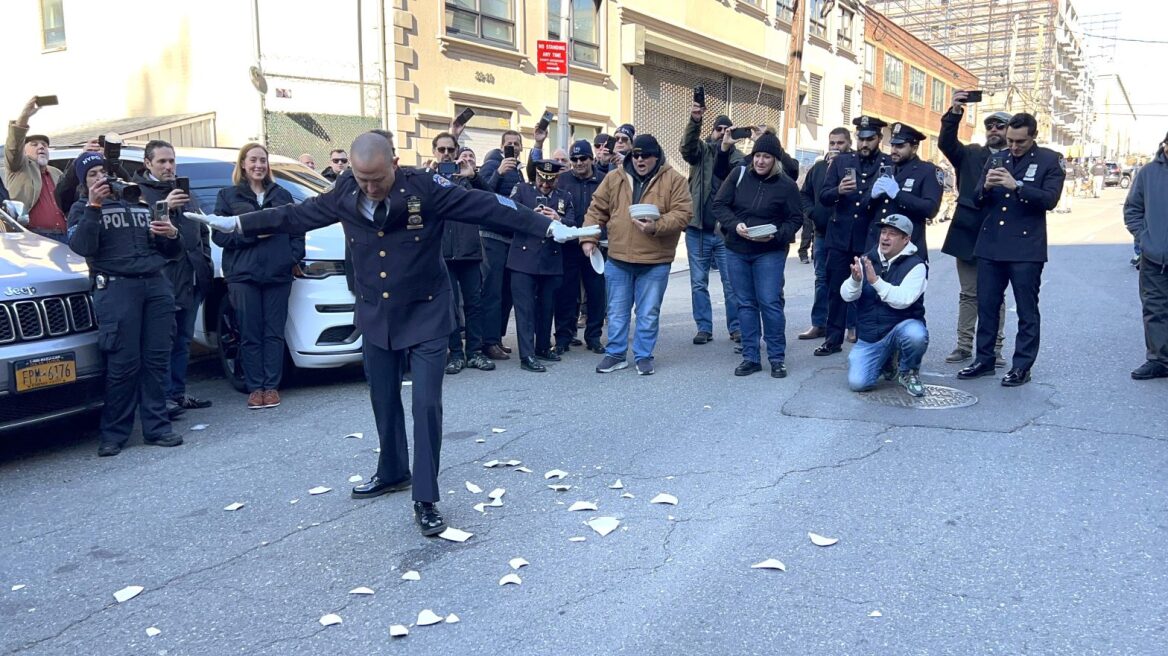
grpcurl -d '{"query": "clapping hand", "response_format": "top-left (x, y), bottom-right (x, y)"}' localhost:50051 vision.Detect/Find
top-left (850, 256), bottom-right (864, 281)
top-left (863, 256), bottom-right (878, 284)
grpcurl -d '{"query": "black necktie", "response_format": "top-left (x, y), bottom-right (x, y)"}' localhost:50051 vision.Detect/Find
top-left (373, 200), bottom-right (388, 228)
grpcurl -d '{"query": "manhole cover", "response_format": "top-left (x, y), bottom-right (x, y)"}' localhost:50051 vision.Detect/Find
top-left (861, 384), bottom-right (978, 410)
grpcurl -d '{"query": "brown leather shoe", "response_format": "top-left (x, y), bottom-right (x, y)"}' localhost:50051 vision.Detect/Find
top-left (247, 390), bottom-right (265, 409)
top-left (484, 344), bottom-right (510, 360)
top-left (797, 326), bottom-right (824, 340)
top-left (846, 328), bottom-right (857, 344)
top-left (263, 389), bottom-right (281, 408)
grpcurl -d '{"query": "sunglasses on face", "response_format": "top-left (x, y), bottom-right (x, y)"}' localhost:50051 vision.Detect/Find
top-left (615, 136), bottom-right (630, 143)
top-left (570, 156), bottom-right (591, 162)
top-left (985, 123), bottom-right (1006, 130)
top-left (435, 146), bottom-right (457, 154)
top-left (332, 158), bottom-right (348, 164)
top-left (630, 152), bottom-right (654, 160)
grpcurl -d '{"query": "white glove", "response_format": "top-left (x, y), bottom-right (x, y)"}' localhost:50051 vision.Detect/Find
top-left (184, 211), bottom-right (240, 233)
top-left (883, 177), bottom-right (900, 199)
top-left (547, 222), bottom-right (602, 243)
top-left (870, 177), bottom-right (888, 199)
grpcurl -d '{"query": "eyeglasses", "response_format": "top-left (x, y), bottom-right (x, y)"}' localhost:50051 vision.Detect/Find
top-left (615, 136), bottom-right (630, 143)
top-left (435, 147), bottom-right (457, 154)
top-left (332, 158), bottom-right (348, 164)
top-left (570, 156), bottom-right (591, 162)
top-left (630, 152), bottom-right (654, 160)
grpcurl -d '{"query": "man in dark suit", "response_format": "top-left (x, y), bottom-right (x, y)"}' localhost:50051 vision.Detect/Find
top-left (188, 133), bottom-right (596, 535)
top-left (958, 113), bottom-right (1064, 387)
top-left (867, 122), bottom-right (942, 258)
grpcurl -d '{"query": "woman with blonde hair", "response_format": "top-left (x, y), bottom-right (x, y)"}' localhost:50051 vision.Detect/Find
top-left (213, 143), bottom-right (303, 408)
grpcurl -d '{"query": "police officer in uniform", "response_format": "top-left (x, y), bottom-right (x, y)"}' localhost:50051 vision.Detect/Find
top-left (67, 152), bottom-right (185, 457)
top-left (867, 122), bottom-right (942, 259)
top-left (508, 160), bottom-right (575, 372)
top-left (557, 140), bottom-right (608, 353)
top-left (958, 113), bottom-right (1065, 387)
top-left (188, 134), bottom-right (595, 535)
top-left (817, 115), bottom-right (894, 355)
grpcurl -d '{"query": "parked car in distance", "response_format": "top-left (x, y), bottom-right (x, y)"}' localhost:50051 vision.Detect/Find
top-left (1104, 162), bottom-right (1132, 189)
top-left (0, 201), bottom-right (104, 432)
top-left (49, 146), bottom-right (362, 393)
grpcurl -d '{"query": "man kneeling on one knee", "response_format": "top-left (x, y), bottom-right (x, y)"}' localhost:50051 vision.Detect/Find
top-left (843, 214), bottom-right (929, 397)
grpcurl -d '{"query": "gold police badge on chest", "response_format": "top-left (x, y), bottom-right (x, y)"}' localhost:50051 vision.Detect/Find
top-left (406, 196), bottom-right (424, 230)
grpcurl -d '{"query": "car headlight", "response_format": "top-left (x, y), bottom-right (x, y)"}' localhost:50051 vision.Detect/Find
top-left (296, 260), bottom-right (346, 279)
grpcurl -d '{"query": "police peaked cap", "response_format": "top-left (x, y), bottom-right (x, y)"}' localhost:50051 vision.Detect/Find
top-left (852, 115), bottom-right (888, 138)
top-left (889, 122), bottom-right (926, 145)
top-left (533, 160), bottom-right (566, 177)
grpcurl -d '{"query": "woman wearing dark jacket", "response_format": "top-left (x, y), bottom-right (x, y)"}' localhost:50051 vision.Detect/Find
top-left (213, 143), bottom-right (304, 409)
top-left (713, 133), bottom-right (804, 378)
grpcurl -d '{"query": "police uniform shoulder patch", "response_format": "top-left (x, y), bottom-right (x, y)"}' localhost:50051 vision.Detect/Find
top-left (496, 194), bottom-right (517, 210)
top-left (432, 173), bottom-right (453, 188)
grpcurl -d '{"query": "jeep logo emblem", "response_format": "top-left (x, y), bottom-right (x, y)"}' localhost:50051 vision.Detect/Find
top-left (4, 286), bottom-right (36, 297)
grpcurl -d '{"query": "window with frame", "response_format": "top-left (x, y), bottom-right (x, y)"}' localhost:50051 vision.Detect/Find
top-left (548, 0), bottom-right (601, 67)
top-left (931, 78), bottom-right (946, 113)
top-left (883, 54), bottom-right (904, 97)
top-left (809, 0), bottom-right (828, 39)
top-left (864, 43), bottom-right (876, 86)
top-left (41, 0), bottom-right (66, 50)
top-left (837, 8), bottom-right (854, 51)
top-left (446, 0), bottom-right (516, 46)
top-left (842, 85), bottom-right (853, 124)
top-left (775, 0), bottom-right (795, 22)
top-left (807, 74), bottom-right (823, 124)
top-left (909, 67), bottom-right (926, 105)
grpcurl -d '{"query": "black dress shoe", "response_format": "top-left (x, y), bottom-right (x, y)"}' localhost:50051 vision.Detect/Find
top-left (414, 502), bottom-right (447, 537)
top-left (693, 331), bottom-right (712, 345)
top-left (587, 343), bottom-right (606, 354)
top-left (175, 394), bottom-right (213, 409)
top-left (1001, 368), bottom-right (1031, 387)
top-left (770, 362), bottom-right (788, 378)
top-left (520, 356), bottom-right (547, 372)
top-left (1132, 361), bottom-right (1168, 380)
top-left (535, 349), bottom-right (562, 362)
top-left (97, 443), bottom-right (122, 457)
top-left (814, 344), bottom-right (842, 356)
top-left (554, 344), bottom-right (570, 355)
top-left (734, 360), bottom-right (762, 376)
top-left (570, 338), bottom-right (583, 346)
top-left (957, 361), bottom-right (996, 379)
top-left (166, 400), bottom-right (186, 420)
top-left (351, 475), bottom-right (412, 499)
top-left (144, 434), bottom-right (183, 447)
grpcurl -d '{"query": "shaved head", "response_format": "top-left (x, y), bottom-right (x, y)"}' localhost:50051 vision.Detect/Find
top-left (352, 133), bottom-right (394, 165)
top-left (350, 133), bottom-right (398, 201)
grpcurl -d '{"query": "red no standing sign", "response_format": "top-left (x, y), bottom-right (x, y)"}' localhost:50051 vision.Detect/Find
top-left (537, 40), bottom-right (568, 75)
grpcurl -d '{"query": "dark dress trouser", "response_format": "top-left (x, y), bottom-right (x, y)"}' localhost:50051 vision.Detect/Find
top-left (446, 259), bottom-right (484, 356)
top-left (824, 248), bottom-right (860, 348)
top-left (1141, 256), bottom-right (1168, 365)
top-left (480, 237), bottom-right (513, 345)
top-left (364, 335), bottom-right (446, 503)
top-left (553, 246), bottom-right (584, 347)
top-left (93, 275), bottom-right (175, 447)
top-left (511, 271), bottom-right (561, 359)
top-left (229, 281), bottom-right (292, 392)
top-left (976, 259), bottom-right (1044, 370)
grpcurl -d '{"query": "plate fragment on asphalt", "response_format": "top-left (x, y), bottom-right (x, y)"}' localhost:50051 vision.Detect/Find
top-left (190, 424), bottom-right (208, 431)
top-left (11, 584), bottom-right (25, 591)
top-left (445, 613), bottom-right (460, 623)
top-left (609, 479), bottom-right (624, 489)
top-left (483, 460), bottom-right (501, 468)
top-left (703, 405), bottom-right (712, 409)
top-left (390, 624), bottom-right (409, 637)
top-left (568, 537), bottom-right (586, 542)
top-left (417, 609), bottom-right (443, 626)
top-left (586, 517), bottom-right (620, 537)
top-left (113, 586), bottom-right (143, 603)
top-left (547, 484), bottom-right (571, 492)
top-left (438, 527), bottom-right (473, 542)
top-left (869, 610), bottom-right (883, 617)
top-left (808, 532), bottom-right (839, 547)
top-left (349, 586), bottom-right (375, 595)
top-left (650, 493), bottom-right (678, 506)
top-left (492, 427), bottom-right (506, 434)
top-left (145, 627), bottom-right (161, 637)
top-left (308, 486), bottom-right (332, 495)
top-left (401, 571), bottom-right (421, 581)
top-left (751, 559), bottom-right (787, 571)
top-left (344, 432), bottom-right (363, 439)
top-left (290, 499), bottom-right (299, 504)
top-left (621, 493), bottom-right (635, 499)
top-left (515, 466), bottom-right (533, 473)
top-left (498, 573), bottom-right (522, 586)
top-left (473, 503), bottom-right (486, 513)
top-left (465, 481), bottom-right (483, 494)
top-left (568, 501), bottom-right (598, 512)
top-left (319, 613), bottom-right (342, 626)
top-left (488, 488), bottom-right (506, 500)
top-left (223, 502), bottom-right (245, 511)
top-left (348, 475), bottom-right (363, 483)
top-left (475, 439), bottom-right (486, 443)
top-left (544, 469), bottom-right (569, 480)
top-left (487, 497), bottom-right (504, 508)
top-left (504, 460), bottom-right (522, 467)
top-left (509, 558), bottom-right (529, 570)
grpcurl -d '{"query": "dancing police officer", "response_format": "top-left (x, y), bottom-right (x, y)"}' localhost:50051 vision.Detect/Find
top-left (509, 160), bottom-right (575, 371)
top-left (187, 133), bottom-right (596, 535)
top-left (867, 122), bottom-right (942, 258)
top-left (67, 152), bottom-right (185, 457)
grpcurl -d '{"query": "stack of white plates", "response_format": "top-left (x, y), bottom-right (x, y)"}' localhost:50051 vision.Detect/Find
top-left (744, 224), bottom-right (777, 238)
top-left (628, 204), bottom-right (661, 220)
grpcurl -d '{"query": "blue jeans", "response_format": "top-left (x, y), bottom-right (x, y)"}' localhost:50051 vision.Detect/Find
top-left (167, 297), bottom-right (201, 400)
top-left (725, 249), bottom-right (788, 364)
top-left (604, 259), bottom-right (671, 362)
top-left (686, 229), bottom-right (739, 335)
top-left (847, 319), bottom-right (929, 391)
top-left (811, 235), bottom-right (828, 327)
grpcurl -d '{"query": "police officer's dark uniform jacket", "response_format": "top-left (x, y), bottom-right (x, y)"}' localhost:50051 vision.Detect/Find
top-left (135, 172), bottom-right (213, 308)
top-left (507, 181), bottom-right (575, 276)
top-left (973, 144), bottom-right (1065, 263)
top-left (441, 169), bottom-right (489, 261)
top-left (938, 109), bottom-right (1004, 261)
top-left (799, 157), bottom-right (835, 239)
top-left (867, 123), bottom-right (942, 259)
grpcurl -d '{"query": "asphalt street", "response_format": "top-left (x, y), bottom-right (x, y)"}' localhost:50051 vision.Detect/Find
top-left (2, 188), bottom-right (1164, 655)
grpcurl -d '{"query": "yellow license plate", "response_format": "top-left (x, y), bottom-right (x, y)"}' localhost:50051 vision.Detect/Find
top-left (14, 353), bottom-right (77, 392)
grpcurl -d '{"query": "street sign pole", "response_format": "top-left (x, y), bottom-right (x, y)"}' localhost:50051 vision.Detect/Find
top-left (557, 0), bottom-right (571, 149)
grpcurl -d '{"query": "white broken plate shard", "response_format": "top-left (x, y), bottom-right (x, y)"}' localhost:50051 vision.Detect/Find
top-left (290, 499), bottom-right (299, 504)
top-left (465, 481), bottom-right (483, 494)
top-left (438, 527), bottom-right (473, 542)
top-left (568, 501), bottom-right (598, 512)
top-left (348, 475), bottom-right (363, 483)
top-left (703, 404), bottom-right (712, 409)
top-left (475, 438), bottom-right (486, 443)
top-left (390, 624), bottom-right (409, 637)
top-left (473, 503), bottom-right (486, 513)
top-left (751, 559), bottom-right (787, 571)
top-left (319, 613), bottom-right (343, 626)
top-left (621, 492), bottom-right (635, 499)
top-left (504, 460), bottom-right (522, 467)
top-left (544, 469), bottom-right (569, 480)
top-left (308, 486), bottom-right (331, 495)
top-left (417, 609), bottom-right (443, 626)
top-left (401, 571), bottom-right (421, 581)
top-left (609, 479), bottom-right (624, 489)
top-left (492, 427), bottom-right (506, 434)
top-left (509, 557), bottom-right (529, 570)
top-left (445, 613), bottom-right (460, 624)
top-left (223, 502), bottom-right (245, 511)
top-left (515, 466), bottom-right (533, 473)
top-left (145, 627), bottom-right (161, 637)
top-left (650, 493), bottom-right (678, 506)
top-left (869, 610), bottom-right (883, 617)
top-left (547, 484), bottom-right (571, 492)
top-left (482, 460), bottom-right (501, 468)
top-left (344, 432), bottom-right (363, 439)
top-left (498, 573), bottom-right (522, 586)
top-left (488, 488), bottom-right (506, 500)
top-left (808, 532), bottom-right (839, 547)
top-left (349, 586), bottom-right (375, 595)
top-left (113, 585), bottom-right (143, 603)
top-left (569, 536), bottom-right (586, 542)
top-left (487, 497), bottom-right (504, 508)
top-left (11, 584), bottom-right (26, 591)
top-left (587, 517), bottom-right (621, 537)
top-left (190, 423), bottom-right (208, 431)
